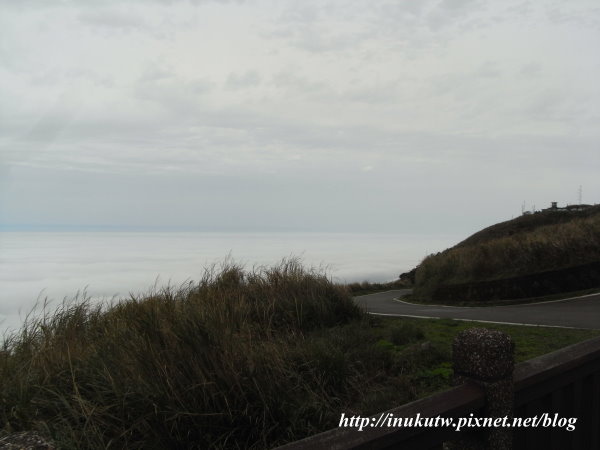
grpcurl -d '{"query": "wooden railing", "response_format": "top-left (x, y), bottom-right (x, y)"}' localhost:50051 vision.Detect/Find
top-left (513, 335), bottom-right (600, 449)
top-left (277, 331), bottom-right (600, 449)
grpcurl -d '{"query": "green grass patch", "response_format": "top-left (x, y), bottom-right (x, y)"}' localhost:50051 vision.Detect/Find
top-left (382, 316), bottom-right (600, 363)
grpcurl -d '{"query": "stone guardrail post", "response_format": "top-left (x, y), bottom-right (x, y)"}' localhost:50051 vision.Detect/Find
top-left (448, 328), bottom-right (515, 450)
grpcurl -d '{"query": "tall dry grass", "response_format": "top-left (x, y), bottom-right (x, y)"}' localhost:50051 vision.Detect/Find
top-left (0, 259), bottom-right (375, 449)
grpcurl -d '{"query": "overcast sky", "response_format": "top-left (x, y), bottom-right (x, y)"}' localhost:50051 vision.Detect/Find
top-left (1, 0), bottom-right (599, 234)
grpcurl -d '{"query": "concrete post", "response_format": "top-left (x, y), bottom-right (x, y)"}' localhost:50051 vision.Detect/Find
top-left (449, 328), bottom-right (515, 450)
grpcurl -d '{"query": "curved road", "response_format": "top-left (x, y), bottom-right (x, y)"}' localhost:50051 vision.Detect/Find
top-left (354, 290), bottom-right (600, 330)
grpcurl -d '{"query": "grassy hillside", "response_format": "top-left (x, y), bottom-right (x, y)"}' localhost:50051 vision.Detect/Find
top-left (1, 260), bottom-right (598, 448)
top-left (413, 206), bottom-right (600, 302)
top-left (0, 260), bottom-right (456, 449)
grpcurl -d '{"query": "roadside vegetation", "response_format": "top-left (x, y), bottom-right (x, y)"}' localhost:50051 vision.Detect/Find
top-left (414, 210), bottom-right (600, 301)
top-left (1, 260), bottom-right (597, 449)
top-left (345, 279), bottom-right (408, 296)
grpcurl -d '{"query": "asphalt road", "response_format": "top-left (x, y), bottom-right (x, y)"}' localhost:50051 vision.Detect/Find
top-left (354, 290), bottom-right (600, 330)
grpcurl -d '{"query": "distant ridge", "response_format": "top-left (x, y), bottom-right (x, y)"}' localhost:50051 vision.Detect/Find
top-left (411, 203), bottom-right (600, 303)
top-left (456, 204), bottom-right (600, 248)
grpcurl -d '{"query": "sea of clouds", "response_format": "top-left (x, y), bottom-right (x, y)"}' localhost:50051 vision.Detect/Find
top-left (0, 231), bottom-right (460, 334)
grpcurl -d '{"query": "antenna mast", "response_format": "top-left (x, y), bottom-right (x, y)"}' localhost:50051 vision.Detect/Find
top-left (578, 185), bottom-right (583, 205)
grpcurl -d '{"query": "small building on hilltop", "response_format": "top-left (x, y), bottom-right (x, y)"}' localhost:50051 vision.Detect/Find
top-left (541, 201), bottom-right (593, 213)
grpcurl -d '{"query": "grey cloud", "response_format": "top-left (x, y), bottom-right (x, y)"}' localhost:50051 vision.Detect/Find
top-left (2, 0), bottom-right (600, 235)
top-left (5, 130), bottom-right (598, 234)
top-left (289, 30), bottom-right (368, 53)
top-left (358, 0), bottom-right (487, 50)
top-left (0, 100), bottom-right (486, 177)
top-left (26, 68), bottom-right (66, 87)
top-left (139, 62), bottom-right (175, 83)
top-left (276, 1), bottom-right (368, 26)
top-left (225, 71), bottom-right (261, 90)
top-left (546, 4), bottom-right (600, 27)
top-left (524, 90), bottom-right (574, 122)
top-left (518, 62), bottom-right (543, 79)
top-left (484, 1), bottom-right (536, 27)
top-left (65, 68), bottom-right (116, 88)
top-left (430, 72), bottom-right (470, 97)
top-left (279, 3), bottom-right (320, 25)
top-left (134, 77), bottom-right (215, 114)
top-left (378, 0), bottom-right (432, 19)
top-left (4, 0), bottom-right (243, 8)
top-left (157, 0), bottom-right (247, 4)
top-left (503, 1), bottom-right (534, 17)
top-left (270, 2), bottom-right (374, 53)
top-left (438, 0), bottom-right (482, 12)
top-left (426, 0), bottom-right (488, 31)
top-left (78, 9), bottom-right (147, 31)
top-left (7, 93), bottom-right (80, 160)
top-left (342, 81), bottom-right (405, 105)
top-left (23, 115), bottom-right (73, 144)
top-left (267, 22), bottom-right (372, 54)
top-left (0, 161), bottom-right (491, 233)
top-left (271, 71), bottom-right (332, 96)
top-left (475, 61), bottom-right (502, 79)
top-left (75, 5), bottom-right (204, 41)
top-left (5, 75), bottom-right (593, 178)
top-left (371, 0), bottom-right (435, 30)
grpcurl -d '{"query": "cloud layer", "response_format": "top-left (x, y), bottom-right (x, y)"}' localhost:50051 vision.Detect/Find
top-left (1, 0), bottom-right (599, 232)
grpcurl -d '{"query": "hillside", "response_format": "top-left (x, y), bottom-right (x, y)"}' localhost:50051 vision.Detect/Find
top-left (456, 204), bottom-right (600, 248)
top-left (0, 261), bottom-right (465, 449)
top-left (412, 204), bottom-right (600, 303)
